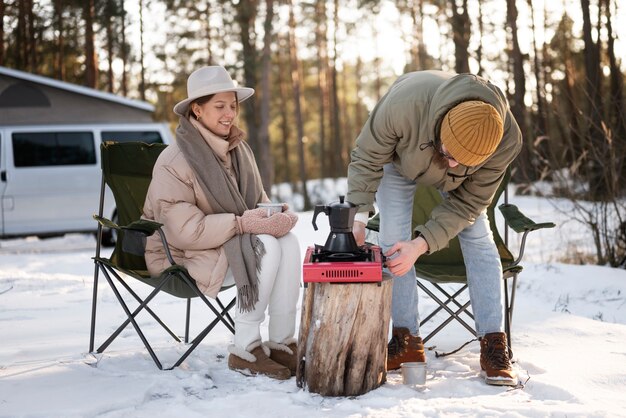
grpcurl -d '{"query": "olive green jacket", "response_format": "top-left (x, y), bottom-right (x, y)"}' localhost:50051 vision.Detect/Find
top-left (347, 70), bottom-right (522, 252)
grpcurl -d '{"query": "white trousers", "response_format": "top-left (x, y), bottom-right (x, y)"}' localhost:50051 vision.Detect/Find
top-left (224, 232), bottom-right (301, 351)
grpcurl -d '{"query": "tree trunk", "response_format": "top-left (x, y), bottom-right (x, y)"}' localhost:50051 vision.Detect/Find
top-left (236, 0), bottom-right (269, 190)
top-left (476, 0), bottom-right (484, 76)
top-left (205, 0), bottom-right (213, 65)
top-left (53, 0), bottom-right (65, 80)
top-left (506, 0), bottom-right (529, 182)
top-left (0, 0), bottom-right (4, 66)
top-left (276, 40), bottom-right (292, 186)
top-left (105, 7), bottom-right (114, 93)
top-left (139, 0), bottom-right (146, 100)
top-left (581, 0), bottom-right (607, 199)
top-left (255, 0), bottom-right (275, 191)
top-left (120, 0), bottom-right (128, 96)
top-left (603, 0), bottom-right (626, 189)
top-left (527, 0), bottom-right (547, 139)
top-left (26, 0), bottom-right (36, 72)
top-left (287, 1), bottom-right (311, 210)
top-left (354, 56), bottom-right (364, 131)
top-left (84, 0), bottom-right (98, 88)
top-left (329, 0), bottom-right (343, 178)
top-left (315, 0), bottom-right (329, 179)
top-left (296, 279), bottom-right (392, 397)
top-left (450, 0), bottom-right (470, 74)
top-left (16, 0), bottom-right (26, 68)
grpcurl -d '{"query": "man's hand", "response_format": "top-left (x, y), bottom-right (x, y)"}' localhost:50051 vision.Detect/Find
top-left (352, 220), bottom-right (367, 246)
top-left (384, 236), bottom-right (429, 277)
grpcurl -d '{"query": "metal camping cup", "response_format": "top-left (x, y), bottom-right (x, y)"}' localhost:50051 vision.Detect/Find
top-left (256, 203), bottom-right (284, 217)
top-left (401, 362), bottom-right (427, 387)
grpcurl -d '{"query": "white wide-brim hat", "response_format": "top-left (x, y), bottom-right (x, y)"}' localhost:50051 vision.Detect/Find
top-left (173, 66), bottom-right (255, 116)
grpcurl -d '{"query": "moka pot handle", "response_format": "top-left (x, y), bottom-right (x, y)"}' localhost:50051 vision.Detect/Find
top-left (312, 205), bottom-right (328, 231)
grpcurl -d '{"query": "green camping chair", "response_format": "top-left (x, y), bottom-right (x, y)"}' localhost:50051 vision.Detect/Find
top-left (367, 170), bottom-right (555, 349)
top-left (89, 141), bottom-right (235, 370)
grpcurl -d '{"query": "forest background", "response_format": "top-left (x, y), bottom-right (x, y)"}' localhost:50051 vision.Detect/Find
top-left (1, 0), bottom-right (625, 268)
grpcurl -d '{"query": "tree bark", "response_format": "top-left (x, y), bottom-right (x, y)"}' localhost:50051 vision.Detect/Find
top-left (581, 0), bottom-right (607, 198)
top-left (315, 0), bottom-right (329, 179)
top-left (603, 0), bottom-right (626, 188)
top-left (506, 0), bottom-right (529, 182)
top-left (0, 0), bottom-right (4, 66)
top-left (84, 0), bottom-right (98, 88)
top-left (527, 0), bottom-right (547, 139)
top-left (296, 279), bottom-right (392, 397)
top-left (287, 1), bottom-right (311, 210)
top-left (53, 0), bottom-right (65, 80)
top-left (26, 0), bottom-right (36, 72)
top-left (105, 3), bottom-right (114, 93)
top-left (450, 0), bottom-right (470, 74)
top-left (476, 0), bottom-right (484, 76)
top-left (120, 0), bottom-right (128, 96)
top-left (256, 0), bottom-right (274, 190)
top-left (139, 0), bottom-right (146, 100)
top-left (330, 0), bottom-right (343, 177)
top-left (276, 39), bottom-right (292, 185)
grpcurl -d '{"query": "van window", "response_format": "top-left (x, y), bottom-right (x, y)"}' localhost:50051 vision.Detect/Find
top-left (12, 131), bottom-right (96, 167)
top-left (101, 131), bottom-right (163, 144)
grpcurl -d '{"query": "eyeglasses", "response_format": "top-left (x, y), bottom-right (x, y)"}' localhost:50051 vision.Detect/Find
top-left (437, 144), bottom-right (458, 163)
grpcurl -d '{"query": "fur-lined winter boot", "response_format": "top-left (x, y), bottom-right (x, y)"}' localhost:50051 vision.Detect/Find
top-left (228, 341), bottom-right (290, 380)
top-left (266, 338), bottom-right (298, 376)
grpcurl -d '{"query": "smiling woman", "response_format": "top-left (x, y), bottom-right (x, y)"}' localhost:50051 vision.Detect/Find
top-left (141, 65), bottom-right (302, 379)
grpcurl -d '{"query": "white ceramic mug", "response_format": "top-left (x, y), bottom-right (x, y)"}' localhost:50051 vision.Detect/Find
top-left (256, 202), bottom-right (284, 217)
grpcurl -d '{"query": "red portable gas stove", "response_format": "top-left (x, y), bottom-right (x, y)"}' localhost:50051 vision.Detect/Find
top-left (302, 196), bottom-right (385, 284)
top-left (303, 244), bottom-right (385, 284)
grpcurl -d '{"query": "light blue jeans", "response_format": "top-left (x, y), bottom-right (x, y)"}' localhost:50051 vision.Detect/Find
top-left (376, 163), bottom-right (504, 337)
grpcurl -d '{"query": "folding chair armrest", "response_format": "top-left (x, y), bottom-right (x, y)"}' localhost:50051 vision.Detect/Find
top-left (122, 219), bottom-right (163, 236)
top-left (498, 203), bottom-right (556, 233)
top-left (93, 214), bottom-right (121, 230)
top-left (365, 214), bottom-right (380, 232)
top-left (499, 203), bottom-right (556, 266)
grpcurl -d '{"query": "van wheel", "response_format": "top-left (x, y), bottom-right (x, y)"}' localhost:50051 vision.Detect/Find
top-left (100, 213), bottom-right (118, 247)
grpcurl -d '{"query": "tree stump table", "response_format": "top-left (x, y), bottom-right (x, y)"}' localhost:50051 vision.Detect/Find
top-left (296, 276), bottom-right (392, 396)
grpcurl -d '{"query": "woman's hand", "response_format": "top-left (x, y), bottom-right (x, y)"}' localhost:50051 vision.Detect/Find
top-left (237, 208), bottom-right (297, 237)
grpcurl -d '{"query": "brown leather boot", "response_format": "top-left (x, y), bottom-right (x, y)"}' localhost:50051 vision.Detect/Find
top-left (479, 332), bottom-right (517, 386)
top-left (387, 327), bottom-right (426, 371)
top-left (228, 342), bottom-right (291, 380)
top-left (267, 340), bottom-right (298, 376)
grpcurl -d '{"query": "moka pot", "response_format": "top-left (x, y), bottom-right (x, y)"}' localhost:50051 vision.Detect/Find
top-left (312, 195), bottom-right (360, 253)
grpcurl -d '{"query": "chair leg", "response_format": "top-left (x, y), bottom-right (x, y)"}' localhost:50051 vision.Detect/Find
top-left (178, 273), bottom-right (236, 334)
top-left (417, 280), bottom-right (476, 343)
top-left (101, 267), bottom-right (181, 345)
top-left (98, 266), bottom-right (165, 370)
top-left (185, 298), bottom-right (191, 344)
top-left (169, 296), bottom-right (237, 370)
top-left (89, 263), bottom-right (100, 353)
top-left (91, 261), bottom-right (237, 370)
top-left (216, 295), bottom-right (235, 328)
top-left (504, 273), bottom-right (518, 354)
top-left (419, 284), bottom-right (473, 325)
top-left (96, 267), bottom-right (179, 357)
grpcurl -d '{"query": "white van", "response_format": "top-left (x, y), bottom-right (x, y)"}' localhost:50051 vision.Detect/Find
top-left (0, 123), bottom-right (173, 245)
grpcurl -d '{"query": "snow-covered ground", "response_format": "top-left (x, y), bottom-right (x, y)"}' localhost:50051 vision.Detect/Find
top-left (1, 186), bottom-right (625, 417)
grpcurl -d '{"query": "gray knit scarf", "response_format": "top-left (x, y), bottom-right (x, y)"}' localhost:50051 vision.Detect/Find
top-left (176, 116), bottom-right (265, 312)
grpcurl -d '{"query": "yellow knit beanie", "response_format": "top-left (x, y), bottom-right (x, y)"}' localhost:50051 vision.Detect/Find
top-left (440, 100), bottom-right (504, 167)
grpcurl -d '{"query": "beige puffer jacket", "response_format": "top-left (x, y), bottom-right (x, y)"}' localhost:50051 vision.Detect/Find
top-left (143, 126), bottom-right (269, 297)
top-left (347, 70), bottom-right (523, 252)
